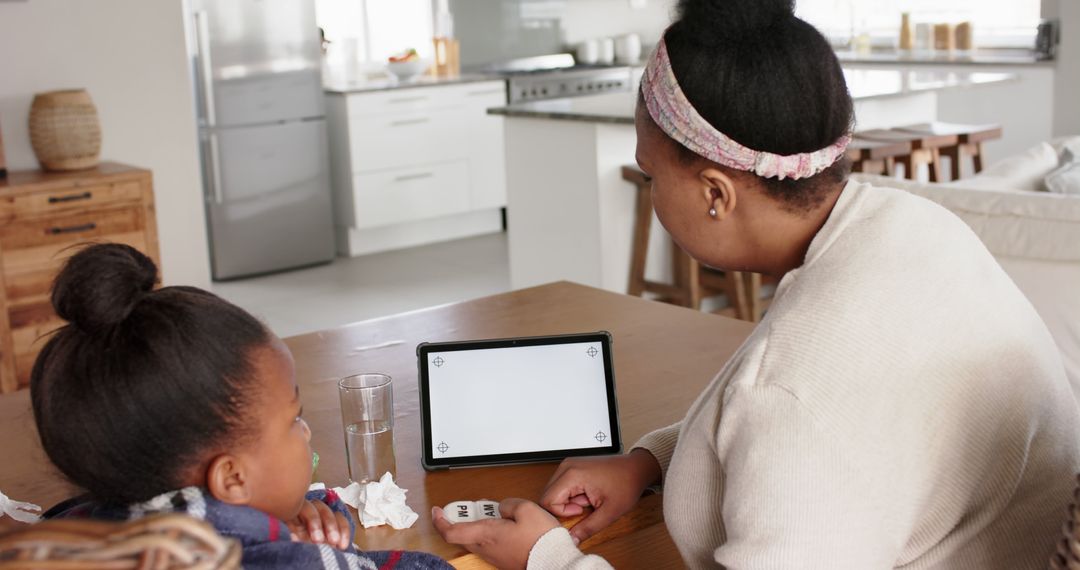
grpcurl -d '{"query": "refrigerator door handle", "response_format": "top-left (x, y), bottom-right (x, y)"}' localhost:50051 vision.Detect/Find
top-left (193, 10), bottom-right (217, 127)
top-left (208, 133), bottom-right (225, 204)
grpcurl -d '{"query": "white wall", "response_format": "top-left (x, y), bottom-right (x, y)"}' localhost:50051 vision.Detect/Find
top-left (0, 0), bottom-right (211, 289)
top-left (938, 68), bottom-right (1055, 166)
top-left (1052, 1), bottom-right (1080, 136)
top-left (560, 0), bottom-right (676, 47)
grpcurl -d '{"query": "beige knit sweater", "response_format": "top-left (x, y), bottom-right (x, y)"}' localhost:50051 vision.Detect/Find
top-left (527, 181), bottom-right (1080, 569)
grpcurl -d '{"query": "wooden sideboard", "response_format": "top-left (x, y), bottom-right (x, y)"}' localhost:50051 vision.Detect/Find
top-left (0, 162), bottom-right (160, 393)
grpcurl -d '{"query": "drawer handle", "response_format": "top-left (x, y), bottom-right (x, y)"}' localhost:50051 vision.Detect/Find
top-left (390, 118), bottom-right (430, 127)
top-left (468, 89), bottom-right (505, 97)
top-left (48, 222), bottom-right (97, 235)
top-left (388, 96), bottom-right (428, 104)
top-left (48, 191), bottom-right (93, 204)
top-left (394, 172), bottom-right (434, 182)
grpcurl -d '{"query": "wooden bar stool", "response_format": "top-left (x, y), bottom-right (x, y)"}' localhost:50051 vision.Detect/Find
top-left (896, 122), bottom-right (1002, 180)
top-left (846, 137), bottom-right (913, 176)
top-left (622, 165), bottom-right (762, 321)
top-left (855, 129), bottom-right (959, 182)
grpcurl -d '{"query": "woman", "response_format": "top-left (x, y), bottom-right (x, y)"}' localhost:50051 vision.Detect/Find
top-left (434, 0), bottom-right (1080, 568)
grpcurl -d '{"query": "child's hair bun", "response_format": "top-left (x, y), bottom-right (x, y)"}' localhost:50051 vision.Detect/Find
top-left (33, 243), bottom-right (271, 505)
top-left (52, 243), bottom-right (158, 333)
top-left (676, 0), bottom-right (796, 45)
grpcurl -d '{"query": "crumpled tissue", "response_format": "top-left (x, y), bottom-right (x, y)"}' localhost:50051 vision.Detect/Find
top-left (0, 489), bottom-right (41, 523)
top-left (321, 472), bottom-right (418, 530)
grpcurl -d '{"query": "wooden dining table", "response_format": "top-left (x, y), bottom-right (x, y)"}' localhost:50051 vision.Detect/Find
top-left (0, 281), bottom-right (754, 567)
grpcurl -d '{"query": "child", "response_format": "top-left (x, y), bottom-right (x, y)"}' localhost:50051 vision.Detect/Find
top-left (32, 243), bottom-right (449, 569)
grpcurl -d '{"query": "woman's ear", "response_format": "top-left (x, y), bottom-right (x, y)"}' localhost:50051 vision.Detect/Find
top-left (206, 454), bottom-right (253, 506)
top-left (699, 167), bottom-right (737, 220)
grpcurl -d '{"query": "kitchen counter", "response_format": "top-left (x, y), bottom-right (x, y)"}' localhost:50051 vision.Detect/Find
top-left (324, 72), bottom-right (502, 94)
top-left (495, 67), bottom-right (1035, 295)
top-left (835, 48), bottom-right (1052, 67)
top-left (488, 69), bottom-right (1018, 125)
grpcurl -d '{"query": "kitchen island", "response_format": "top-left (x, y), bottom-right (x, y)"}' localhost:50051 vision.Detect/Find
top-left (489, 68), bottom-right (1017, 294)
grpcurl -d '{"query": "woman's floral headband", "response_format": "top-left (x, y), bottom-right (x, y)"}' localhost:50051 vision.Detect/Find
top-left (640, 38), bottom-right (850, 181)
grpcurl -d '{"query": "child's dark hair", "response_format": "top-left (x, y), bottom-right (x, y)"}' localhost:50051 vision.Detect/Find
top-left (664, 0), bottom-right (854, 212)
top-left (31, 244), bottom-right (270, 505)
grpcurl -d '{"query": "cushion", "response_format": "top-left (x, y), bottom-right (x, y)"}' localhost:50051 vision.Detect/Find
top-left (1046, 147), bottom-right (1080, 195)
top-left (851, 173), bottom-right (1080, 262)
top-left (1050, 135), bottom-right (1080, 158)
top-left (951, 141), bottom-right (1059, 192)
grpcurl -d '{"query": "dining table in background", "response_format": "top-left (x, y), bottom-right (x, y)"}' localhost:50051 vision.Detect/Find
top-left (0, 281), bottom-right (754, 567)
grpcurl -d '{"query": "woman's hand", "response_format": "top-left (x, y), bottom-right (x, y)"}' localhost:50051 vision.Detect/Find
top-left (432, 498), bottom-right (559, 570)
top-left (285, 499), bottom-right (352, 550)
top-left (539, 449), bottom-right (661, 544)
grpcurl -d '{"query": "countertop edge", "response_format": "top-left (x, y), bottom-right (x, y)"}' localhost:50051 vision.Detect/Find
top-left (324, 74), bottom-right (504, 95)
top-left (839, 58), bottom-right (1055, 69)
top-left (834, 50), bottom-right (1054, 67)
top-left (488, 72), bottom-right (1020, 125)
top-left (487, 107), bottom-right (633, 125)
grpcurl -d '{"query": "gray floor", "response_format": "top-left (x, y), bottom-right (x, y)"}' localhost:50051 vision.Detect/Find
top-left (211, 232), bottom-right (511, 338)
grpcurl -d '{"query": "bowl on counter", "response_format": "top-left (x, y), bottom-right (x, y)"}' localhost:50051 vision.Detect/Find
top-left (386, 59), bottom-right (431, 81)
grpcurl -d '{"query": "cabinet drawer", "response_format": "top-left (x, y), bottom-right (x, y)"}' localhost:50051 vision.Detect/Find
top-left (2, 230), bottom-right (148, 292)
top-left (344, 81), bottom-right (506, 117)
top-left (9, 302), bottom-right (65, 390)
top-left (14, 351), bottom-right (38, 390)
top-left (448, 85), bottom-right (507, 110)
top-left (0, 181), bottom-right (143, 223)
top-left (353, 161), bottom-right (470, 229)
top-left (349, 109), bottom-right (467, 172)
top-left (347, 89), bottom-right (439, 117)
top-left (442, 82), bottom-right (507, 108)
top-left (0, 206), bottom-right (144, 251)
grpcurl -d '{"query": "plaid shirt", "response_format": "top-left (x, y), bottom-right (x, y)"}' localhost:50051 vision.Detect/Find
top-left (44, 487), bottom-right (450, 570)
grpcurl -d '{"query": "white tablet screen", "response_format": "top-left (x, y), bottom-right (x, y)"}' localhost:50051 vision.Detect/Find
top-left (425, 340), bottom-right (616, 460)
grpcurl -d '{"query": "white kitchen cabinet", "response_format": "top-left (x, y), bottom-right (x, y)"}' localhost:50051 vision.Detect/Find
top-left (352, 161), bottom-right (471, 229)
top-left (326, 79), bottom-right (507, 256)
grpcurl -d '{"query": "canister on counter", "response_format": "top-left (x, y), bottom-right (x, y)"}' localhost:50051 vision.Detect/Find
top-left (955, 22), bottom-right (974, 51)
top-left (933, 23), bottom-right (955, 51)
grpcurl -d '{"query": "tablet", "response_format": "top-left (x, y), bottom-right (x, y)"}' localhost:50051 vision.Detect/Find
top-left (417, 331), bottom-right (622, 470)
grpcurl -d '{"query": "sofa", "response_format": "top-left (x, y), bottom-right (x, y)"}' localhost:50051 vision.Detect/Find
top-left (852, 162), bottom-right (1080, 401)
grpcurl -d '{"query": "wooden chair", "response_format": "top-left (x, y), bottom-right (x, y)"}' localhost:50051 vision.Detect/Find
top-left (896, 122), bottom-right (1002, 180)
top-left (622, 166), bottom-right (765, 321)
top-left (1049, 474), bottom-right (1080, 570)
top-left (846, 137), bottom-right (913, 177)
top-left (855, 129), bottom-right (959, 182)
top-left (0, 513), bottom-right (241, 569)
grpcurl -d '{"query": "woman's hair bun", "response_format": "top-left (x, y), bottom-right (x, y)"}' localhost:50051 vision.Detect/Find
top-left (675, 0), bottom-right (796, 43)
top-left (52, 243), bottom-right (158, 333)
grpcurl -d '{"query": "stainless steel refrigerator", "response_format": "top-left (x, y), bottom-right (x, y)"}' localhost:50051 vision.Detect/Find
top-left (188, 0), bottom-right (335, 280)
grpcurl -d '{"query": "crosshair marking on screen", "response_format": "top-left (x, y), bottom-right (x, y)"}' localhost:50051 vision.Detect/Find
top-left (595, 431), bottom-right (607, 442)
top-left (586, 346), bottom-right (598, 358)
top-left (433, 356), bottom-right (445, 367)
top-left (437, 441), bottom-right (449, 453)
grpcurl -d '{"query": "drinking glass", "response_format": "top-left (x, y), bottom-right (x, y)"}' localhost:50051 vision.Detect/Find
top-left (338, 373), bottom-right (396, 483)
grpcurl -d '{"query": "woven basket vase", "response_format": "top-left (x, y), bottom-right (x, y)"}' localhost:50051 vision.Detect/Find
top-left (29, 89), bottom-right (102, 171)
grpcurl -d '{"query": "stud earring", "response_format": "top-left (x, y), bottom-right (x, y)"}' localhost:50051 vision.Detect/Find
top-left (708, 208), bottom-right (717, 217)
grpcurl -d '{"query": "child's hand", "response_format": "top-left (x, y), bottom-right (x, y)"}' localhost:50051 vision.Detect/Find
top-left (286, 499), bottom-right (352, 550)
